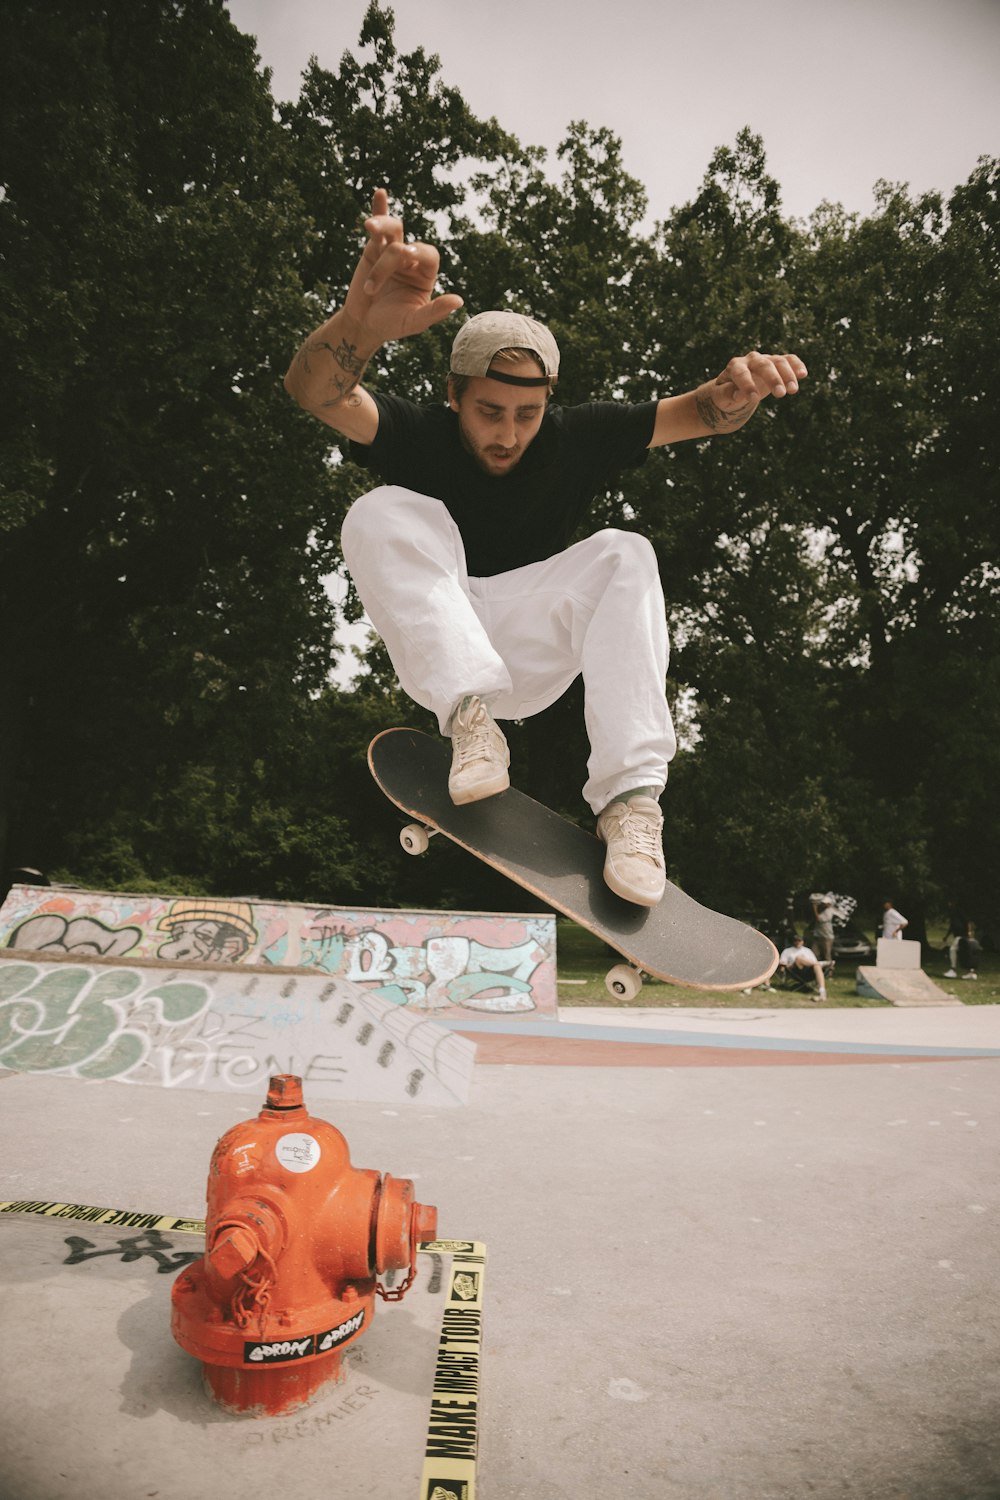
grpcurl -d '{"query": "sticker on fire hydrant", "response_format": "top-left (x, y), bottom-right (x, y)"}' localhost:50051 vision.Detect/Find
top-left (275, 1133), bottom-right (321, 1173)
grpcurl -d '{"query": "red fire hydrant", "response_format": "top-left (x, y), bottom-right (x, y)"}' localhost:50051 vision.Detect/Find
top-left (171, 1074), bottom-right (437, 1416)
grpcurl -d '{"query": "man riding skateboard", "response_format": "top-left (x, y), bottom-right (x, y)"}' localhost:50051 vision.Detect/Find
top-left (284, 188), bottom-right (808, 908)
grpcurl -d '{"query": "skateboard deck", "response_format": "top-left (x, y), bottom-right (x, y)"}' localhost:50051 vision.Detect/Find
top-left (369, 728), bottom-right (777, 993)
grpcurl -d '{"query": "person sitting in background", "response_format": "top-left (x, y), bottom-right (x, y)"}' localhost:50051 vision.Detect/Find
top-left (778, 933), bottom-right (828, 1001)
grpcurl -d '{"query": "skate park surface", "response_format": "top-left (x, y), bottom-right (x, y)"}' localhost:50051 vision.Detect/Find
top-left (3, 996), bottom-right (999, 1499)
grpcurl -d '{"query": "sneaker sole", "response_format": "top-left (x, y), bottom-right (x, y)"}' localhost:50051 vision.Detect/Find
top-left (449, 772), bottom-right (510, 806)
top-left (602, 864), bottom-right (665, 908)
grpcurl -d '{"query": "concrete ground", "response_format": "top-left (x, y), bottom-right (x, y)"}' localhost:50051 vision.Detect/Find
top-left (2, 1002), bottom-right (999, 1499)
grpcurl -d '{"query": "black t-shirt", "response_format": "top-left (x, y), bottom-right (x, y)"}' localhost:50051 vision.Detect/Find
top-left (349, 391), bottom-right (658, 576)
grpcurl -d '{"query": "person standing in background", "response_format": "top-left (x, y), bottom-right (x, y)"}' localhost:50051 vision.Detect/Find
top-left (882, 900), bottom-right (908, 940)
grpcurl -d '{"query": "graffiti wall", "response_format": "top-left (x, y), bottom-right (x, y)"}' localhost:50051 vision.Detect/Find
top-left (0, 958), bottom-right (475, 1105)
top-left (0, 885), bottom-right (557, 1017)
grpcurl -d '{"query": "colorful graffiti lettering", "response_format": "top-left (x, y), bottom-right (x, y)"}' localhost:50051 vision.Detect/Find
top-left (8, 913), bottom-right (142, 959)
top-left (0, 887), bottom-right (557, 1016)
top-left (0, 961), bottom-right (209, 1079)
top-left (339, 930), bottom-right (541, 1011)
top-left (0, 963), bottom-right (471, 1104)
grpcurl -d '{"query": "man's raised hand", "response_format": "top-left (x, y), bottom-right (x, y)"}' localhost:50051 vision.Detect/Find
top-left (283, 186), bottom-right (462, 433)
top-left (343, 187), bottom-right (464, 346)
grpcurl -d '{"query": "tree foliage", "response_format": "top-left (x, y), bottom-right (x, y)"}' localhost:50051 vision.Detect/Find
top-left (2, 2), bottom-right (997, 939)
top-left (0, 0), bottom-right (344, 892)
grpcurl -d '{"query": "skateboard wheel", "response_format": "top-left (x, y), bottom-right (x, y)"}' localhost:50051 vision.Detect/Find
top-left (400, 823), bottom-right (430, 855)
top-left (606, 964), bottom-right (642, 1001)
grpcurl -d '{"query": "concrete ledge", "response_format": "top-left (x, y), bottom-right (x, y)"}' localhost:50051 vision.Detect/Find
top-left (876, 937), bottom-right (922, 969)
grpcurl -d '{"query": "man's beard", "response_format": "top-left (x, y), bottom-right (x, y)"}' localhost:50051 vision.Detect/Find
top-left (457, 416), bottom-right (523, 476)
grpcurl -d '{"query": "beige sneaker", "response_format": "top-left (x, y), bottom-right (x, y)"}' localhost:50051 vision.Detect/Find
top-left (597, 795), bottom-right (666, 907)
top-left (448, 696), bottom-right (510, 805)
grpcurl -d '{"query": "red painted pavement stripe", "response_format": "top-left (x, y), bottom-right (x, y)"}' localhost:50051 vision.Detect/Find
top-left (456, 1033), bottom-right (994, 1068)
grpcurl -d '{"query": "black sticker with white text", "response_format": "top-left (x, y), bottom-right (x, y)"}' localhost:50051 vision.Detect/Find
top-left (244, 1307), bottom-right (365, 1364)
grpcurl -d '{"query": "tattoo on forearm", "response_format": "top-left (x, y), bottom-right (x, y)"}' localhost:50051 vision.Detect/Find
top-left (300, 336), bottom-right (368, 409)
top-left (696, 394), bottom-right (757, 431)
top-left (332, 338), bottom-right (364, 379)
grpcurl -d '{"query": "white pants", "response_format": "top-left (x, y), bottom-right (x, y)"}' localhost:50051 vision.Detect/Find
top-left (341, 486), bottom-right (677, 814)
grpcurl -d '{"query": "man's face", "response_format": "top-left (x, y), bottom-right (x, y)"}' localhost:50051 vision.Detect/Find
top-left (449, 355), bottom-right (549, 476)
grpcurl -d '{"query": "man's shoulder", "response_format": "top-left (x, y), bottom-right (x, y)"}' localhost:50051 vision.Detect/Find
top-left (551, 397), bottom-right (657, 424)
top-left (371, 390), bottom-right (451, 425)
top-left (543, 398), bottom-right (658, 454)
top-left (351, 390), bottom-right (453, 461)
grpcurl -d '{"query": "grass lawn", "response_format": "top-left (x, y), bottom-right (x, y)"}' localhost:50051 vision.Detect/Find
top-left (554, 918), bottom-right (1000, 1009)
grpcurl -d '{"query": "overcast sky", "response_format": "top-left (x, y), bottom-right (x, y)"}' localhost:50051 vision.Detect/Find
top-left (227, 0), bottom-right (999, 225)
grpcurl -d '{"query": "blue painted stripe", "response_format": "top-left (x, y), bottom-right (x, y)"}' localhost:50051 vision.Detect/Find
top-left (439, 1016), bottom-right (1000, 1058)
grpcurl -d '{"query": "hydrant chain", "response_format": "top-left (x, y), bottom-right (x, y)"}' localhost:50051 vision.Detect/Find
top-left (376, 1211), bottom-right (420, 1302)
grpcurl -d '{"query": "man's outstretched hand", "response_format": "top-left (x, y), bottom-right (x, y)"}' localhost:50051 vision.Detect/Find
top-left (343, 187), bottom-right (464, 347)
top-left (651, 350), bottom-right (808, 447)
top-left (699, 351), bottom-right (809, 428)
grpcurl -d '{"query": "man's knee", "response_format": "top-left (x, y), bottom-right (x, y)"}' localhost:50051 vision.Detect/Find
top-left (592, 527), bottom-right (659, 577)
top-left (342, 486), bottom-right (385, 553)
top-left (342, 485), bottom-right (411, 542)
top-left (342, 486), bottom-right (451, 554)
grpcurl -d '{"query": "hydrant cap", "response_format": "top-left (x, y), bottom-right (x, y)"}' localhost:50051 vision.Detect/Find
top-left (265, 1074), bottom-right (304, 1111)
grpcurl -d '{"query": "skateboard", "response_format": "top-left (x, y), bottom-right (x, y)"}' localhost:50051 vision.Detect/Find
top-left (368, 728), bottom-right (778, 998)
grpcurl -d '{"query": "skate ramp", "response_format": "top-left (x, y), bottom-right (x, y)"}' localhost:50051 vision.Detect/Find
top-left (0, 956), bottom-right (475, 1105)
top-left (0, 882), bottom-right (557, 1018)
top-left (856, 966), bottom-right (962, 1007)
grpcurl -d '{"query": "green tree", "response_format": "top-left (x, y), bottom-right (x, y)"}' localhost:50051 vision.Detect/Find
top-left (0, 0), bottom-right (342, 888)
top-left (786, 163), bottom-right (1000, 933)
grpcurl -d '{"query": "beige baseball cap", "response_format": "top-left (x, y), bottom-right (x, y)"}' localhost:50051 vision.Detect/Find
top-left (450, 311), bottom-right (560, 384)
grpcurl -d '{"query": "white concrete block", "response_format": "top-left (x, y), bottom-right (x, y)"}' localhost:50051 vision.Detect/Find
top-left (876, 937), bottom-right (922, 969)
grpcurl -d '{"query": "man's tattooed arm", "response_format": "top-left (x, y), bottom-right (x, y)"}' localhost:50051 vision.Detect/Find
top-left (694, 393), bottom-right (758, 432)
top-left (296, 336), bottom-right (368, 410)
top-left (283, 309), bottom-right (380, 439)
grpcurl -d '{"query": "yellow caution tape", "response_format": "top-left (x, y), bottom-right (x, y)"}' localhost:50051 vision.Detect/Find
top-left (0, 1199), bottom-right (205, 1233)
top-left (420, 1239), bottom-right (486, 1500)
